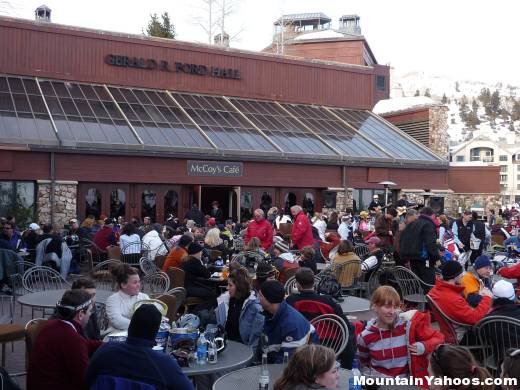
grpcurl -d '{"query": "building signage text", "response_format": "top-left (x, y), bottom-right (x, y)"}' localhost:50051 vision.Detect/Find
top-left (105, 54), bottom-right (240, 80)
top-left (187, 160), bottom-right (243, 177)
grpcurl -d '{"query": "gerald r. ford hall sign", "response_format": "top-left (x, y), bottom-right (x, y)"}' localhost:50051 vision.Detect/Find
top-left (187, 161), bottom-right (243, 177)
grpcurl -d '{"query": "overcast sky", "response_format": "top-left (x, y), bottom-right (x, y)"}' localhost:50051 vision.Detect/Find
top-left (3, 0), bottom-right (519, 85)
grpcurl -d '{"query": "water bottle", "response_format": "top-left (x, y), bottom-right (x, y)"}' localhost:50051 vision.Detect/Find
top-left (155, 317), bottom-right (171, 352)
top-left (282, 352), bottom-right (289, 367)
top-left (196, 332), bottom-right (208, 365)
top-left (207, 338), bottom-right (218, 364)
top-left (258, 353), bottom-right (269, 390)
top-left (349, 359), bottom-right (362, 390)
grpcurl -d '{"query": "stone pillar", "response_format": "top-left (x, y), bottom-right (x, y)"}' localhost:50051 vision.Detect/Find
top-left (321, 189), bottom-right (353, 214)
top-left (429, 106), bottom-right (449, 159)
top-left (445, 193), bottom-right (501, 217)
top-left (37, 180), bottom-right (78, 229)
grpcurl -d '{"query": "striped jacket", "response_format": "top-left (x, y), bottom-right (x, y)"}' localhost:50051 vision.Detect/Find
top-left (262, 301), bottom-right (317, 363)
top-left (357, 310), bottom-right (444, 385)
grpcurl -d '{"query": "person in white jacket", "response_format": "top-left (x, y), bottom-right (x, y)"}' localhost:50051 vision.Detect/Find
top-left (105, 263), bottom-right (149, 336)
top-left (142, 224), bottom-right (169, 260)
top-left (312, 213), bottom-right (327, 241)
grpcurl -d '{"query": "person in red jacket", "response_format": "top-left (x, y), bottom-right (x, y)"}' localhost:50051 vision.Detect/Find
top-left (28, 289), bottom-right (102, 390)
top-left (357, 286), bottom-right (444, 386)
top-left (290, 205), bottom-right (313, 250)
top-left (427, 261), bottom-right (492, 342)
top-left (245, 209), bottom-right (273, 251)
top-left (93, 217), bottom-right (117, 250)
top-left (497, 262), bottom-right (520, 297)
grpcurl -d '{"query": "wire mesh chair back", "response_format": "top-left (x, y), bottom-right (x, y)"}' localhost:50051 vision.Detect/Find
top-left (284, 276), bottom-right (298, 295)
top-left (89, 259), bottom-right (122, 292)
top-left (426, 295), bottom-right (474, 346)
top-left (80, 238), bottom-right (107, 263)
top-left (167, 287), bottom-right (186, 313)
top-left (310, 314), bottom-right (348, 357)
top-left (166, 267), bottom-right (185, 289)
top-left (132, 299), bottom-right (168, 317)
top-left (392, 266), bottom-right (429, 306)
top-left (95, 302), bottom-right (109, 335)
top-left (476, 315), bottom-right (520, 374)
top-left (121, 242), bottom-right (150, 266)
top-left (141, 272), bottom-right (170, 295)
top-left (332, 260), bottom-right (362, 289)
top-left (25, 318), bottom-right (48, 370)
top-left (154, 255), bottom-right (167, 270)
top-left (354, 244), bottom-right (370, 258)
top-left (22, 266), bottom-right (69, 293)
top-left (10, 261), bottom-right (36, 313)
top-left (139, 257), bottom-right (160, 275)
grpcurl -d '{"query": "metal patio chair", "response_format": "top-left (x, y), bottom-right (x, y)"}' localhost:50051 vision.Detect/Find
top-left (310, 314), bottom-right (349, 358)
top-left (141, 272), bottom-right (170, 295)
top-left (392, 266), bottom-right (432, 310)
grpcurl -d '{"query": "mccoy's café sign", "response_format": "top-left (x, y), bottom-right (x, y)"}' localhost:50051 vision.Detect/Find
top-left (187, 160), bottom-right (243, 177)
top-left (105, 54), bottom-right (241, 80)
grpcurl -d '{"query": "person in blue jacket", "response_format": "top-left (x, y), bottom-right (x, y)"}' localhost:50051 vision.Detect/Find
top-left (258, 280), bottom-right (317, 363)
top-left (85, 304), bottom-right (194, 390)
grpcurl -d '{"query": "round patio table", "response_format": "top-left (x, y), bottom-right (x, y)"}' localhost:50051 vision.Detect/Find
top-left (339, 296), bottom-right (371, 314)
top-left (18, 289), bottom-right (113, 309)
top-left (213, 364), bottom-right (349, 390)
top-left (183, 340), bottom-right (253, 376)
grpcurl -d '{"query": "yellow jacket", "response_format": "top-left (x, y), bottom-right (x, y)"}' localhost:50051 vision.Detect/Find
top-left (460, 270), bottom-right (481, 298)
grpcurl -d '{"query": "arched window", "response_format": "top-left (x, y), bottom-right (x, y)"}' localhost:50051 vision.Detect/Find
top-left (240, 192), bottom-right (253, 221)
top-left (284, 192), bottom-right (297, 214)
top-left (164, 190), bottom-right (178, 219)
top-left (303, 193), bottom-right (314, 215)
top-left (141, 190), bottom-right (156, 222)
top-left (110, 189), bottom-right (126, 218)
top-left (260, 191), bottom-right (272, 216)
top-left (85, 188), bottom-right (101, 219)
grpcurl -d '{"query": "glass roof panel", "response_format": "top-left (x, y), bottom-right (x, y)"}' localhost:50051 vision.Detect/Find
top-left (38, 80), bottom-right (139, 145)
top-left (171, 93), bottom-right (277, 153)
top-left (108, 87), bottom-right (214, 150)
top-left (279, 103), bottom-right (390, 159)
top-left (0, 76), bottom-right (58, 145)
top-left (229, 98), bottom-right (336, 156)
top-left (330, 108), bottom-right (440, 161)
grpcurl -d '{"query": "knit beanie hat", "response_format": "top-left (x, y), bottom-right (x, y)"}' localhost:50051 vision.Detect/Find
top-left (187, 242), bottom-right (203, 255)
top-left (442, 261), bottom-right (463, 280)
top-left (474, 255), bottom-right (492, 270)
top-left (255, 262), bottom-right (276, 279)
top-left (492, 280), bottom-right (516, 301)
top-left (260, 280), bottom-right (285, 304)
top-left (128, 304), bottom-right (161, 341)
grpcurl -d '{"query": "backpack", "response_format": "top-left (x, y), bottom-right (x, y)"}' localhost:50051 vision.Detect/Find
top-left (316, 274), bottom-right (343, 301)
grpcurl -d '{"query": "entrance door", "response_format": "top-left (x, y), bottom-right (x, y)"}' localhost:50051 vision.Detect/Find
top-left (201, 186), bottom-right (235, 221)
top-left (135, 184), bottom-right (182, 223)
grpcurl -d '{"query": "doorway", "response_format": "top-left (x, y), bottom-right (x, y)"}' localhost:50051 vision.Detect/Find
top-left (201, 186), bottom-right (235, 221)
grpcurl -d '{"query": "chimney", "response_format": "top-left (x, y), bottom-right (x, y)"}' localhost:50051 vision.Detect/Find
top-left (214, 32), bottom-right (230, 47)
top-left (35, 5), bottom-right (51, 22)
top-left (339, 14), bottom-right (361, 35)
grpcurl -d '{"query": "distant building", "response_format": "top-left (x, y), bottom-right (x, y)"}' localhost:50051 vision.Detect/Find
top-left (450, 136), bottom-right (519, 205)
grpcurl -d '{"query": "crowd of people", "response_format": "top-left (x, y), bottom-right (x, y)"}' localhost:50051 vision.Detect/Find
top-left (1, 193), bottom-right (520, 390)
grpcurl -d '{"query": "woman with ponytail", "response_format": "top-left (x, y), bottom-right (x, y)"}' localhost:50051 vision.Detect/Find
top-left (429, 344), bottom-right (493, 390)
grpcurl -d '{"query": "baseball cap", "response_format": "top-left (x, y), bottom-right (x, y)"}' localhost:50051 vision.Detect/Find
top-left (29, 223), bottom-right (40, 231)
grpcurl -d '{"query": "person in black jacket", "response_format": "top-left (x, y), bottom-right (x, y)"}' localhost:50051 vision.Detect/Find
top-left (209, 201), bottom-right (224, 225)
top-left (184, 204), bottom-right (205, 227)
top-left (286, 267), bottom-right (356, 369)
top-left (471, 211), bottom-right (487, 263)
top-left (399, 207), bottom-right (439, 286)
top-left (180, 242), bottom-right (217, 310)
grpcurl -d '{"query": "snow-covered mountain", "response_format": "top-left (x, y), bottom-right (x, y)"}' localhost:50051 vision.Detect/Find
top-left (390, 69), bottom-right (520, 144)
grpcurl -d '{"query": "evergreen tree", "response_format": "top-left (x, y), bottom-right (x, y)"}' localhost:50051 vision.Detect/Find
top-left (490, 90), bottom-right (501, 114)
top-left (414, 89), bottom-right (420, 97)
top-left (512, 100), bottom-right (520, 122)
top-left (145, 12), bottom-right (176, 39)
top-left (509, 121), bottom-right (515, 132)
top-left (455, 81), bottom-right (460, 92)
top-left (471, 99), bottom-right (479, 112)
top-left (465, 110), bottom-right (480, 128)
top-left (424, 88), bottom-right (431, 97)
top-left (459, 95), bottom-right (469, 122)
top-left (441, 93), bottom-right (448, 104)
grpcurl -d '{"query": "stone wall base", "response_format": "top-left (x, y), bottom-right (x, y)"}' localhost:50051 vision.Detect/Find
top-left (37, 181), bottom-right (78, 229)
top-left (445, 193), bottom-right (501, 217)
